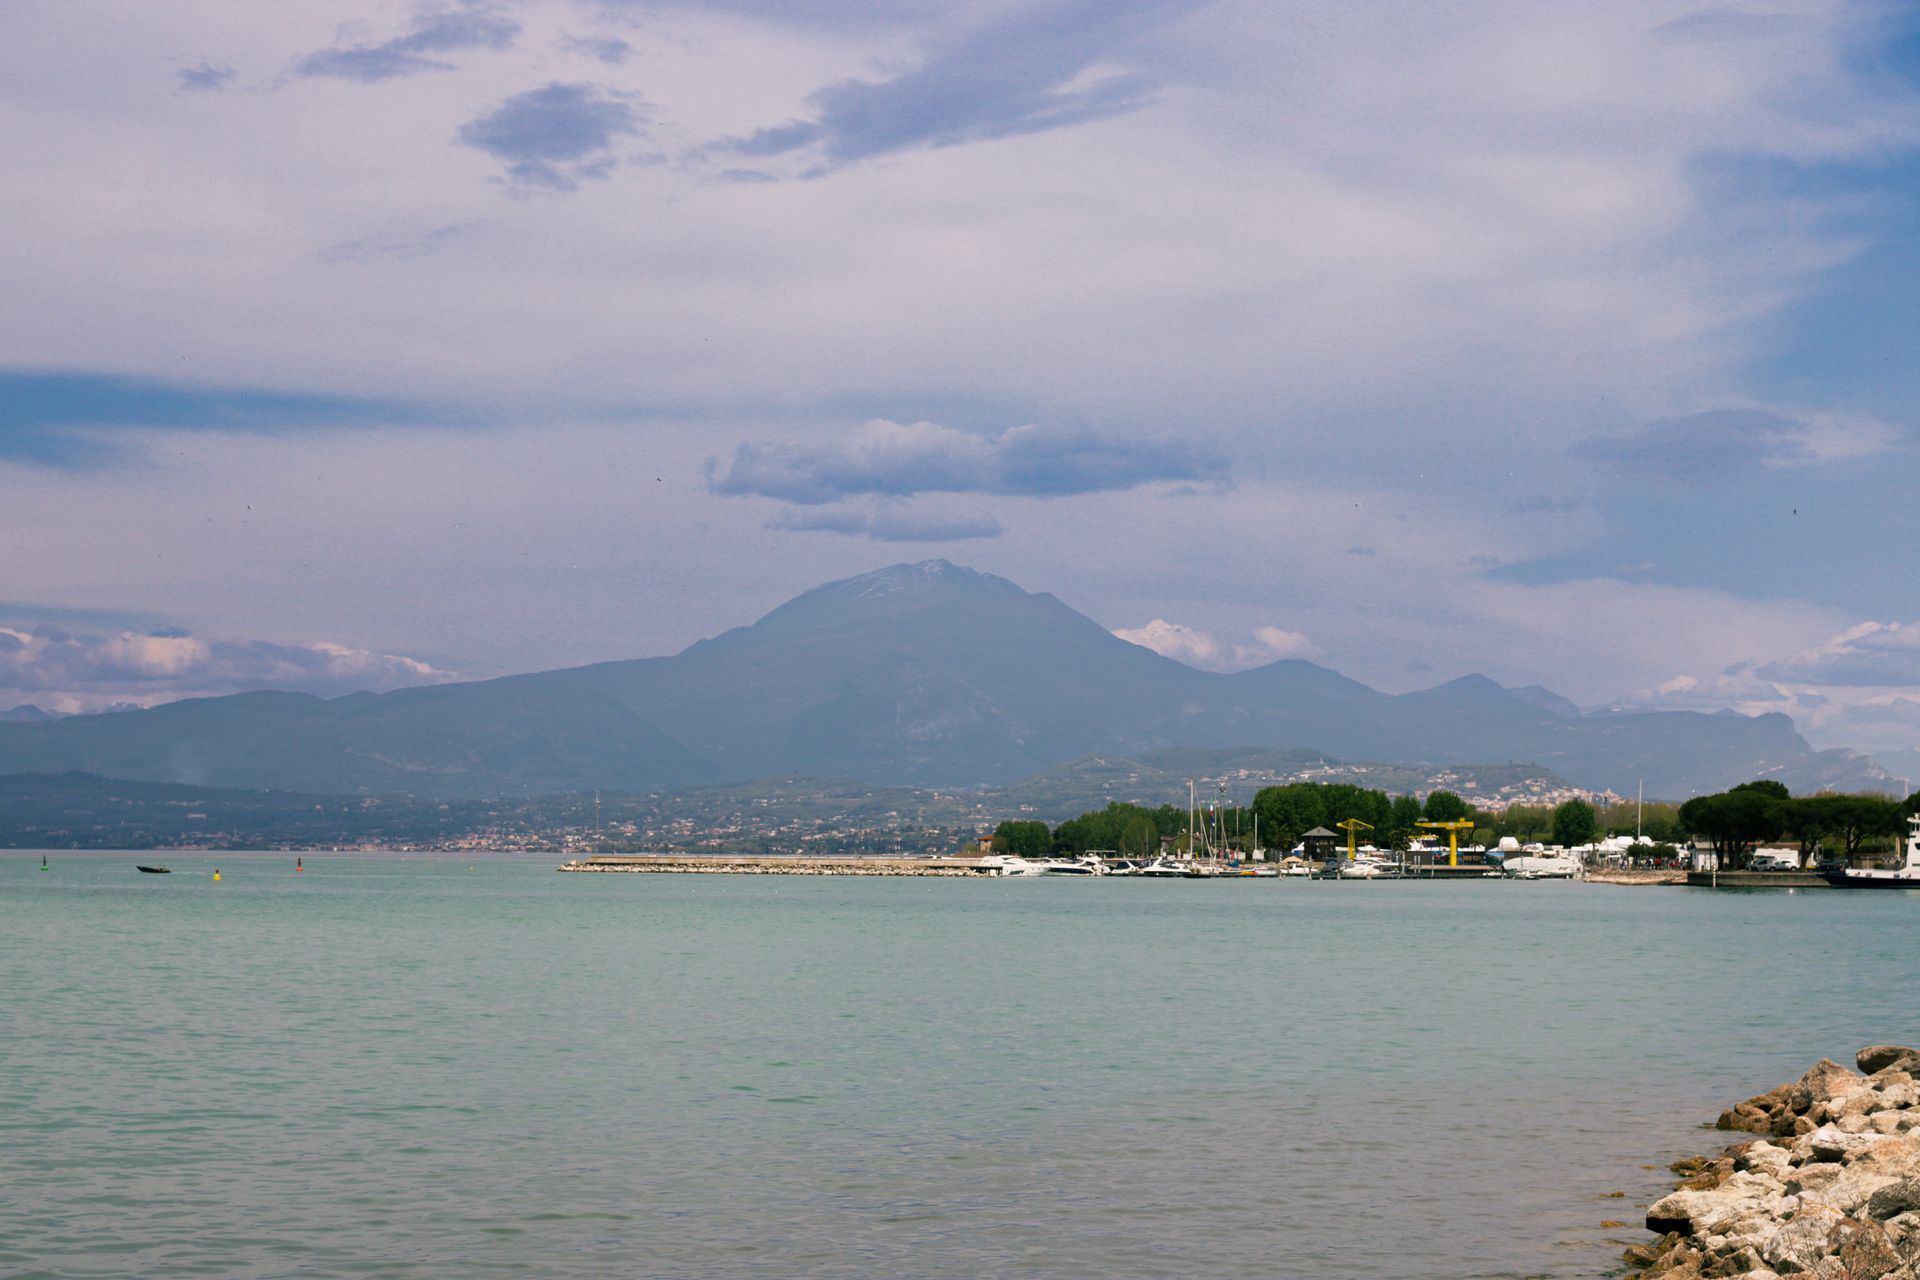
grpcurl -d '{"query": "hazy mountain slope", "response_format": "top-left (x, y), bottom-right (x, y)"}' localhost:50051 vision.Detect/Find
top-left (0, 560), bottom-right (1890, 798)
top-left (568, 562), bottom-right (1215, 782)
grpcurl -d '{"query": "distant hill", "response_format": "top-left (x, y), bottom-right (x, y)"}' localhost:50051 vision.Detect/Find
top-left (0, 560), bottom-right (1892, 799)
top-left (0, 754), bottom-right (1581, 850)
top-left (978, 748), bottom-right (1579, 817)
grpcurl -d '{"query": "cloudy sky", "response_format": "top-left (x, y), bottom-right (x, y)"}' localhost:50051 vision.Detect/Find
top-left (1, 1), bottom-right (1917, 766)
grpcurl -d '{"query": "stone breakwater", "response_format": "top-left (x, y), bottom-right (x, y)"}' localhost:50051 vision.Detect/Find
top-left (1586, 869), bottom-right (1688, 886)
top-left (558, 855), bottom-right (992, 876)
top-left (1629, 1045), bottom-right (1920, 1278)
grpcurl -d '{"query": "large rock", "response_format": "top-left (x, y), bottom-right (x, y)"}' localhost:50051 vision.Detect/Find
top-left (1647, 1171), bottom-right (1792, 1237)
top-left (1737, 1141), bottom-right (1795, 1182)
top-left (1799, 1164), bottom-right (1901, 1217)
top-left (1761, 1202), bottom-right (1847, 1275)
top-left (1804, 1124), bottom-right (1879, 1164)
top-left (1858, 1045), bottom-right (1920, 1076)
top-left (1635, 1050), bottom-right (1920, 1279)
top-left (1867, 1177), bottom-right (1920, 1221)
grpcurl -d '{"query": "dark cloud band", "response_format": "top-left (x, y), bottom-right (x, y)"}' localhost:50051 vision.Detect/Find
top-left (294, 2), bottom-right (520, 83)
top-left (457, 83), bottom-right (641, 191)
top-left (709, 419), bottom-right (1228, 504)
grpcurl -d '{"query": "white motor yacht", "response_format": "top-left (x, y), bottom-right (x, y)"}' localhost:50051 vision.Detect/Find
top-left (1504, 852), bottom-right (1579, 879)
top-left (1825, 815), bottom-right (1920, 888)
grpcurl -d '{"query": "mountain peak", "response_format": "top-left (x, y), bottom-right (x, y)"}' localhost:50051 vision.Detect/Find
top-left (1436, 673), bottom-right (1503, 693)
top-left (731, 560), bottom-right (1030, 640)
top-left (835, 560), bottom-right (1022, 601)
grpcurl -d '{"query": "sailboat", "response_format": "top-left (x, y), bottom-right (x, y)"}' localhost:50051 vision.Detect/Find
top-left (1182, 780), bottom-right (1222, 877)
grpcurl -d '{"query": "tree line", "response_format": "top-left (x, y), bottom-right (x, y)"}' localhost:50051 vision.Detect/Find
top-left (993, 784), bottom-right (1603, 857)
top-left (994, 779), bottom-right (1920, 863)
top-left (1679, 780), bottom-right (1920, 869)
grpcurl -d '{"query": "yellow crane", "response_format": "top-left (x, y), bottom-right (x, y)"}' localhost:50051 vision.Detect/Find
top-left (1335, 817), bottom-right (1373, 861)
top-left (1417, 818), bottom-right (1475, 868)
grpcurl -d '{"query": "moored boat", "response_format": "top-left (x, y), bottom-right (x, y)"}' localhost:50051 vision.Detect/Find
top-left (1824, 815), bottom-right (1920, 889)
top-left (1037, 854), bottom-right (1106, 875)
top-left (136, 865), bottom-right (172, 874)
top-left (1136, 857), bottom-right (1189, 877)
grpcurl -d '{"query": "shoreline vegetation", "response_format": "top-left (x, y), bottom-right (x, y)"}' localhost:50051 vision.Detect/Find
top-left (1629, 1045), bottom-right (1920, 1278)
top-left (8, 772), bottom-right (1916, 889)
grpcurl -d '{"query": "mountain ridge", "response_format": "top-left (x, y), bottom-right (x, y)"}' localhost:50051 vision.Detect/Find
top-left (0, 560), bottom-right (1891, 800)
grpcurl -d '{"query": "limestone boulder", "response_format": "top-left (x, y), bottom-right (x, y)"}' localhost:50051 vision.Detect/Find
top-left (1798, 1164), bottom-right (1901, 1217)
top-left (1803, 1125), bottom-right (1879, 1165)
top-left (1737, 1142), bottom-right (1795, 1182)
top-left (1786, 1163), bottom-right (1845, 1196)
top-left (1857, 1045), bottom-right (1920, 1076)
top-left (1866, 1177), bottom-right (1920, 1222)
top-left (1802, 1059), bottom-right (1865, 1103)
top-left (1648, 1171), bottom-right (1792, 1237)
top-left (1856, 1133), bottom-right (1920, 1179)
top-left (1760, 1202), bottom-right (1847, 1275)
top-left (1875, 1081), bottom-right (1920, 1111)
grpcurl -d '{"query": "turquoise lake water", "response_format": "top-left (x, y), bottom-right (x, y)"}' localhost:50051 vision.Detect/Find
top-left (3, 854), bottom-right (1916, 1278)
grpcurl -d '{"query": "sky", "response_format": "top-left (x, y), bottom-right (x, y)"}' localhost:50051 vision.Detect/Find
top-left (1, 0), bottom-right (1918, 768)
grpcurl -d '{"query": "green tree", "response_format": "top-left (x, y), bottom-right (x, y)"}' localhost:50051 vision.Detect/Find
top-left (1732, 779), bottom-right (1791, 801)
top-left (993, 820), bottom-right (1051, 857)
top-left (1253, 783), bottom-right (1327, 851)
top-left (1829, 795), bottom-right (1903, 858)
top-left (1551, 798), bottom-right (1597, 848)
top-left (1498, 804), bottom-right (1551, 842)
top-left (1387, 793), bottom-right (1423, 847)
top-left (1119, 814), bottom-right (1157, 858)
top-left (1678, 789), bottom-right (1784, 867)
top-left (1423, 790), bottom-right (1472, 823)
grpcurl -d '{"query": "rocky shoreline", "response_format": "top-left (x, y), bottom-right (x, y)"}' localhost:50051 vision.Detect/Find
top-left (1629, 1045), bottom-right (1920, 1278)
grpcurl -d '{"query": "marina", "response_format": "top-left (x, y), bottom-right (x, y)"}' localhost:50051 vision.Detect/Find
top-left (561, 851), bottom-right (1600, 879)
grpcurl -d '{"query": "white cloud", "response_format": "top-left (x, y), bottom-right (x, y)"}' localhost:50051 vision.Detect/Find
top-left (0, 0), bottom-right (1910, 440)
top-left (0, 1), bottom-right (1914, 759)
top-left (0, 625), bottom-right (452, 713)
top-left (1615, 620), bottom-right (1920, 756)
top-left (1113, 618), bottom-right (1317, 672)
top-left (1757, 620), bottom-right (1920, 687)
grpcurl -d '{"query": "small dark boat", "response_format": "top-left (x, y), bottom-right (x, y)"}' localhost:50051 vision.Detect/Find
top-left (137, 865), bottom-right (172, 875)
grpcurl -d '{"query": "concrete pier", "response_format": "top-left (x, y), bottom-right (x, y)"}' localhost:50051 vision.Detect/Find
top-left (1684, 868), bottom-right (1831, 888)
top-left (559, 854), bottom-right (995, 876)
